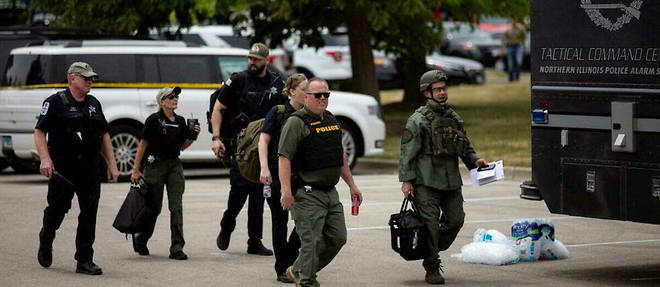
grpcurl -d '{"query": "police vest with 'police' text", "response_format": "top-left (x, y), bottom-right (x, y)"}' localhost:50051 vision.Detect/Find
top-left (292, 110), bottom-right (344, 171)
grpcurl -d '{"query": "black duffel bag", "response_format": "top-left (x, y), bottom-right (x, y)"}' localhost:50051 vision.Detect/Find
top-left (389, 197), bottom-right (429, 261)
top-left (113, 178), bottom-right (151, 234)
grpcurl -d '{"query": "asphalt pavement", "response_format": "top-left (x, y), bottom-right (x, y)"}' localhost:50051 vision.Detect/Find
top-left (0, 160), bottom-right (659, 286)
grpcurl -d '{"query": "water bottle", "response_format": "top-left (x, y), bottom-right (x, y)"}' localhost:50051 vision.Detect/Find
top-left (412, 231), bottom-right (418, 249)
top-left (351, 195), bottom-right (360, 215)
top-left (263, 184), bottom-right (272, 198)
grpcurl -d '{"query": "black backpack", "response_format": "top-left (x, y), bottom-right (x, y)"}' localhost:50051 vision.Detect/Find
top-left (113, 178), bottom-right (151, 234)
top-left (206, 72), bottom-right (248, 134)
top-left (389, 198), bottom-right (430, 261)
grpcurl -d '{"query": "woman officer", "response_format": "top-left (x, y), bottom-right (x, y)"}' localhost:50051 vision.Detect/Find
top-left (129, 87), bottom-right (200, 260)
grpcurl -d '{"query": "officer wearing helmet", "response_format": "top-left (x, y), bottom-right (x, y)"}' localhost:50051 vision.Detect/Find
top-left (399, 70), bottom-right (487, 284)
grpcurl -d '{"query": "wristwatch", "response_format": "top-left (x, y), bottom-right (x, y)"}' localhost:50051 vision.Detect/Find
top-left (212, 136), bottom-right (221, 141)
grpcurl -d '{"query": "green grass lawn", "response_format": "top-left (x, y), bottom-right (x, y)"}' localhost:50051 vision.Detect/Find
top-left (370, 69), bottom-right (532, 167)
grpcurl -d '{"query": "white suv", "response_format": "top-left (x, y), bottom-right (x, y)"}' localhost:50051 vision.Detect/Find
top-left (0, 40), bottom-right (385, 176)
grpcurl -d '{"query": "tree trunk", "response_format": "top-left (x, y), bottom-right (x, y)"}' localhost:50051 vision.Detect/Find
top-left (345, 1), bottom-right (380, 103)
top-left (400, 54), bottom-right (428, 106)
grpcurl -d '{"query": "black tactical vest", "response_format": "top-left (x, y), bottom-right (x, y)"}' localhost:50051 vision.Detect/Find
top-left (51, 91), bottom-right (105, 158)
top-left (236, 71), bottom-right (286, 122)
top-left (292, 110), bottom-right (344, 171)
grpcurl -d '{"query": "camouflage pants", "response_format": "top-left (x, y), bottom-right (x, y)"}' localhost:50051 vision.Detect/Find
top-left (412, 185), bottom-right (465, 271)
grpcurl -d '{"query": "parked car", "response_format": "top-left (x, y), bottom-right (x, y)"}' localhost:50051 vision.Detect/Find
top-left (441, 21), bottom-right (502, 67)
top-left (426, 52), bottom-right (485, 85)
top-left (0, 26), bottom-right (114, 84)
top-left (160, 25), bottom-right (292, 74)
top-left (478, 16), bottom-right (512, 40)
top-left (0, 41), bottom-right (385, 176)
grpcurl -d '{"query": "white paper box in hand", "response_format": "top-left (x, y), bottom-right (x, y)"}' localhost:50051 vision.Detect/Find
top-left (470, 160), bottom-right (504, 187)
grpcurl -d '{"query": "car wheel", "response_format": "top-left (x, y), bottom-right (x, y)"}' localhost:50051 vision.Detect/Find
top-left (0, 158), bottom-right (9, 172)
top-left (473, 73), bottom-right (486, 85)
top-left (9, 159), bottom-right (39, 174)
top-left (109, 124), bottom-right (141, 180)
top-left (340, 121), bottom-right (358, 170)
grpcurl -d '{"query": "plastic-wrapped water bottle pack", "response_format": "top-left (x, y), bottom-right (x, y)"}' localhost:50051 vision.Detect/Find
top-left (452, 218), bottom-right (569, 265)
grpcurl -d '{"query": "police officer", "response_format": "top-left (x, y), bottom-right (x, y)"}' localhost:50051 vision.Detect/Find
top-left (258, 74), bottom-right (306, 282)
top-left (130, 87), bottom-right (200, 260)
top-left (399, 70), bottom-right (487, 284)
top-left (34, 62), bottom-right (119, 275)
top-left (210, 43), bottom-right (287, 255)
top-left (279, 78), bottom-right (363, 287)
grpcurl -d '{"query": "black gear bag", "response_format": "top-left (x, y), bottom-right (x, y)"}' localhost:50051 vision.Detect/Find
top-left (113, 178), bottom-right (151, 234)
top-left (389, 197), bottom-right (430, 261)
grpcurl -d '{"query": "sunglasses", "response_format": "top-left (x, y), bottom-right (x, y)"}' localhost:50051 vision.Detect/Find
top-left (164, 94), bottom-right (179, 100)
top-left (308, 92), bottom-right (330, 99)
top-left (77, 74), bottom-right (96, 82)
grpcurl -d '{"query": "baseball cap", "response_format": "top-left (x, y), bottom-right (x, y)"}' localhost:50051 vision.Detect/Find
top-left (156, 87), bottom-right (182, 102)
top-left (67, 62), bottom-right (98, 79)
top-left (248, 43), bottom-right (269, 60)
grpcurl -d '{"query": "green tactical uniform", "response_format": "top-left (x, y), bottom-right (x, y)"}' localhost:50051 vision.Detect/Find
top-left (278, 108), bottom-right (347, 287)
top-left (399, 103), bottom-right (480, 272)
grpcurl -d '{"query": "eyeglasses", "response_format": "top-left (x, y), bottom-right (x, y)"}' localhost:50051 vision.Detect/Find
top-left (430, 86), bottom-right (447, 93)
top-left (164, 94), bottom-right (179, 100)
top-left (307, 92), bottom-right (330, 99)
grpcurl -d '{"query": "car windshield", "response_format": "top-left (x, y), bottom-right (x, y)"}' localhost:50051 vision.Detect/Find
top-left (480, 16), bottom-right (511, 24)
top-left (322, 34), bottom-right (349, 46)
top-left (444, 23), bottom-right (493, 41)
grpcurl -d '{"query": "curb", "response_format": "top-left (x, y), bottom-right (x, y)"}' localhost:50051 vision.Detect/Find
top-left (359, 158), bottom-right (531, 181)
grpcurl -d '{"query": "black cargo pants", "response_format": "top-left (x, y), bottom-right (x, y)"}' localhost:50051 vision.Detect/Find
top-left (266, 181), bottom-right (301, 275)
top-left (219, 161), bottom-right (265, 244)
top-left (40, 156), bottom-right (102, 263)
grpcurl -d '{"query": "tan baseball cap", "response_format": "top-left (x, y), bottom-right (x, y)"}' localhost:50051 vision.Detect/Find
top-left (156, 87), bottom-right (181, 102)
top-left (67, 62), bottom-right (98, 79)
top-left (248, 43), bottom-right (269, 59)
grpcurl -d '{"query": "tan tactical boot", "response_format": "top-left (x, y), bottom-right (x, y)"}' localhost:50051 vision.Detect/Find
top-left (425, 270), bottom-right (445, 284)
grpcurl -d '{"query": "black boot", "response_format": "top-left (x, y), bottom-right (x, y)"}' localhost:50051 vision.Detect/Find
top-left (131, 234), bottom-right (149, 256)
top-left (37, 230), bottom-right (53, 268)
top-left (76, 261), bottom-right (103, 275)
top-left (169, 250), bottom-right (188, 260)
top-left (216, 230), bottom-right (231, 251)
top-left (247, 239), bottom-right (273, 256)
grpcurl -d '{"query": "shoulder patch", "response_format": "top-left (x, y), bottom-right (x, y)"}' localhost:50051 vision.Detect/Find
top-left (40, 102), bottom-right (50, 115)
top-left (401, 128), bottom-right (414, 144)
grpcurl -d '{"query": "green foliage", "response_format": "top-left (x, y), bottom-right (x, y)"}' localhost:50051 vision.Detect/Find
top-left (32, 0), bottom-right (215, 36)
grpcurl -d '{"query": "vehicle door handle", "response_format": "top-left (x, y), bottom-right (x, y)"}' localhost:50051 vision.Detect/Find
top-left (145, 101), bottom-right (157, 108)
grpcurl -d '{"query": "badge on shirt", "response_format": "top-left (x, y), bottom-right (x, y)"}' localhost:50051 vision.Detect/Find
top-left (40, 102), bottom-right (50, 115)
top-left (270, 87), bottom-right (277, 98)
top-left (224, 78), bottom-right (232, 86)
top-left (88, 105), bottom-right (96, 117)
top-left (147, 155), bottom-right (155, 163)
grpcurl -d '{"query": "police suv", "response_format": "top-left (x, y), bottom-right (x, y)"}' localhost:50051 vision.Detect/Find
top-left (0, 40), bottom-right (385, 176)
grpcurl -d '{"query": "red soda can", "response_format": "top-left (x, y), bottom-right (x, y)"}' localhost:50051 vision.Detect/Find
top-left (351, 195), bottom-right (360, 216)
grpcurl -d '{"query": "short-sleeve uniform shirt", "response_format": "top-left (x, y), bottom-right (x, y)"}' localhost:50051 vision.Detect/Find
top-left (260, 102), bottom-right (295, 178)
top-left (141, 110), bottom-right (190, 160)
top-left (35, 89), bottom-right (108, 159)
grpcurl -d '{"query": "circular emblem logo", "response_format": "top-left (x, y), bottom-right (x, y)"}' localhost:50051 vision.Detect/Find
top-left (581, 0), bottom-right (643, 31)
